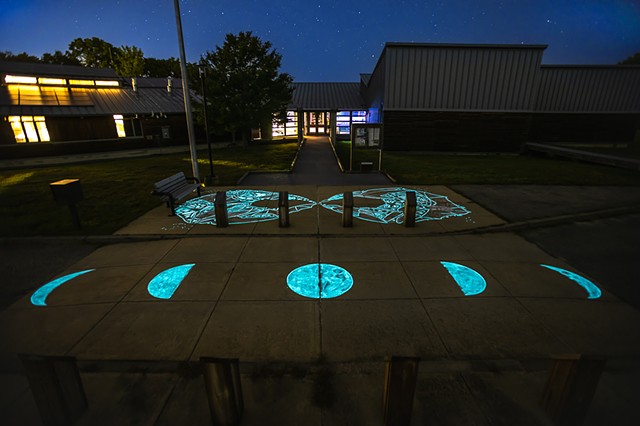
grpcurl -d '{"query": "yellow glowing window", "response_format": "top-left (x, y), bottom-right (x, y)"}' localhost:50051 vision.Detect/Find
top-left (4, 75), bottom-right (37, 84)
top-left (10, 120), bottom-right (27, 143)
top-left (68, 79), bottom-right (95, 86)
top-left (8, 116), bottom-right (51, 143)
top-left (23, 121), bottom-right (38, 141)
top-left (38, 77), bottom-right (66, 85)
top-left (95, 80), bottom-right (119, 87)
top-left (113, 115), bottom-right (126, 138)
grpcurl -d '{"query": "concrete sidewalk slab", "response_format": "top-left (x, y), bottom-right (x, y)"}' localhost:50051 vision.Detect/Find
top-left (321, 299), bottom-right (447, 361)
top-left (454, 233), bottom-right (558, 263)
top-left (161, 236), bottom-right (248, 263)
top-left (320, 237), bottom-right (397, 262)
top-left (72, 239), bottom-right (178, 268)
top-left (191, 301), bottom-right (320, 362)
top-left (221, 262), bottom-right (308, 301)
top-left (70, 301), bottom-right (213, 361)
top-left (240, 237), bottom-right (318, 263)
top-left (423, 297), bottom-right (570, 358)
top-left (389, 235), bottom-right (472, 261)
top-left (334, 261), bottom-right (417, 300)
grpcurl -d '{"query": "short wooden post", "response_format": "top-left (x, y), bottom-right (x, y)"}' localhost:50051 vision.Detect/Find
top-left (382, 356), bottom-right (420, 426)
top-left (19, 354), bottom-right (87, 426)
top-left (201, 357), bottom-right (243, 426)
top-left (215, 191), bottom-right (228, 228)
top-left (278, 191), bottom-right (290, 227)
top-left (541, 354), bottom-right (606, 426)
top-left (403, 191), bottom-right (417, 227)
top-left (342, 191), bottom-right (354, 227)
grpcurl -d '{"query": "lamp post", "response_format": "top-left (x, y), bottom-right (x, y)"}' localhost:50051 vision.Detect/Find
top-left (199, 67), bottom-right (216, 185)
top-left (173, 0), bottom-right (199, 179)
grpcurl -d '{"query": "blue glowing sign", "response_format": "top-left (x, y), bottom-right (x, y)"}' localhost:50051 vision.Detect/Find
top-left (176, 189), bottom-right (316, 226)
top-left (540, 264), bottom-right (602, 299)
top-left (287, 264), bottom-right (353, 299)
top-left (147, 264), bottom-right (195, 299)
top-left (30, 269), bottom-right (95, 306)
top-left (440, 262), bottom-right (487, 296)
top-left (320, 187), bottom-right (470, 224)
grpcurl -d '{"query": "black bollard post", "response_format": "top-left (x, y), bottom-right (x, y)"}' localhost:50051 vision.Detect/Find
top-left (342, 191), bottom-right (354, 227)
top-left (49, 179), bottom-right (84, 229)
top-left (201, 357), bottom-right (244, 426)
top-left (541, 354), bottom-right (606, 426)
top-left (215, 191), bottom-right (228, 228)
top-left (382, 356), bottom-right (420, 426)
top-left (19, 354), bottom-right (87, 426)
top-left (403, 191), bottom-right (417, 227)
top-left (278, 191), bottom-right (289, 227)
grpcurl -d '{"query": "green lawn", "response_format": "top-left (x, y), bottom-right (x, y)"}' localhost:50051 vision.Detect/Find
top-left (381, 152), bottom-right (640, 185)
top-left (0, 142), bottom-right (298, 237)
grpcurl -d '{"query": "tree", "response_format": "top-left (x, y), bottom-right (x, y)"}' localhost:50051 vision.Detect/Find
top-left (619, 52), bottom-right (640, 65)
top-left (0, 51), bottom-right (40, 63)
top-left (68, 37), bottom-right (117, 68)
top-left (114, 45), bottom-right (145, 77)
top-left (41, 50), bottom-right (80, 66)
top-left (144, 57), bottom-right (182, 77)
top-left (200, 31), bottom-right (293, 146)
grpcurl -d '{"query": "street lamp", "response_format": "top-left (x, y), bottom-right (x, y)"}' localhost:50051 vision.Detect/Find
top-left (199, 67), bottom-right (216, 185)
top-left (173, 0), bottom-right (199, 179)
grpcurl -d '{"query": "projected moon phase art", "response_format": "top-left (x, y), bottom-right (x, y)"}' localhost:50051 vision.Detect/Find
top-left (30, 269), bottom-right (95, 306)
top-left (320, 187), bottom-right (470, 224)
top-left (440, 262), bottom-right (487, 296)
top-left (287, 263), bottom-right (354, 299)
top-left (540, 264), bottom-right (602, 299)
top-left (147, 264), bottom-right (195, 299)
top-left (175, 189), bottom-right (316, 226)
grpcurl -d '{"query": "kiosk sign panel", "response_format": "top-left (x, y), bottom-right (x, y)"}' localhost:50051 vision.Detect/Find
top-left (351, 124), bottom-right (383, 171)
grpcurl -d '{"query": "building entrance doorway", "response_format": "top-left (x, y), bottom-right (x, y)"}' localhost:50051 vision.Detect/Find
top-left (306, 112), bottom-right (329, 135)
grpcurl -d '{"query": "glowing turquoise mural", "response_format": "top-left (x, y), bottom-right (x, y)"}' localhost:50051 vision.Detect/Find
top-left (320, 187), bottom-right (470, 224)
top-left (175, 189), bottom-right (316, 226)
top-left (540, 264), bottom-right (602, 299)
top-left (287, 264), bottom-right (353, 299)
top-left (147, 264), bottom-right (195, 299)
top-left (440, 262), bottom-right (487, 296)
top-left (30, 269), bottom-right (95, 306)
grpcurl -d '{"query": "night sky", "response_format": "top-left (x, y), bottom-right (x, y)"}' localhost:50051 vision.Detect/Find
top-left (1, 0), bottom-right (639, 81)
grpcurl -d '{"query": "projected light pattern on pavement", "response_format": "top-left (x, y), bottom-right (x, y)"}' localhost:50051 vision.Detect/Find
top-left (440, 262), bottom-right (487, 296)
top-left (540, 264), bottom-right (602, 299)
top-left (287, 263), bottom-right (354, 299)
top-left (320, 187), bottom-right (470, 224)
top-left (31, 269), bottom-right (95, 306)
top-left (147, 264), bottom-right (195, 299)
top-left (175, 189), bottom-right (316, 225)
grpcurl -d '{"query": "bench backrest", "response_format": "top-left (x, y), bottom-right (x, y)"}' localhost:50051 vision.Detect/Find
top-left (154, 172), bottom-right (190, 194)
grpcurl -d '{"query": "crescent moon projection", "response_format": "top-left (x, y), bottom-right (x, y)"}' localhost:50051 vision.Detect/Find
top-left (440, 262), bottom-right (487, 296)
top-left (540, 264), bottom-right (602, 299)
top-left (147, 264), bottom-right (195, 299)
top-left (31, 269), bottom-right (95, 306)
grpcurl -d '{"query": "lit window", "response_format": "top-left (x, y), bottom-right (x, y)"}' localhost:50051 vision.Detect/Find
top-left (272, 111), bottom-right (298, 137)
top-left (4, 75), bottom-right (37, 84)
top-left (38, 77), bottom-right (66, 85)
top-left (68, 79), bottom-right (95, 86)
top-left (95, 80), bottom-right (119, 87)
top-left (8, 116), bottom-right (51, 143)
top-left (113, 115), bottom-right (126, 137)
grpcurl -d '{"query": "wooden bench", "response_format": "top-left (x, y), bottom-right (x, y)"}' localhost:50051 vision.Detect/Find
top-left (152, 172), bottom-right (201, 215)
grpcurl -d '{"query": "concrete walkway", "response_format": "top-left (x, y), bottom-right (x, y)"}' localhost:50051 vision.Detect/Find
top-left (2, 182), bottom-right (640, 425)
top-left (239, 136), bottom-right (392, 185)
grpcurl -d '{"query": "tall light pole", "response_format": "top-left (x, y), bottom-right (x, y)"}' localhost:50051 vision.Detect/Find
top-left (173, 0), bottom-right (199, 179)
top-left (199, 67), bottom-right (216, 185)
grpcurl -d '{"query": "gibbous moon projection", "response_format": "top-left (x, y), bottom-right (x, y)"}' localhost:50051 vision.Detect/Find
top-left (147, 264), bottom-right (195, 299)
top-left (540, 264), bottom-right (602, 299)
top-left (287, 263), bottom-right (354, 299)
top-left (30, 269), bottom-right (95, 306)
top-left (440, 262), bottom-right (487, 296)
